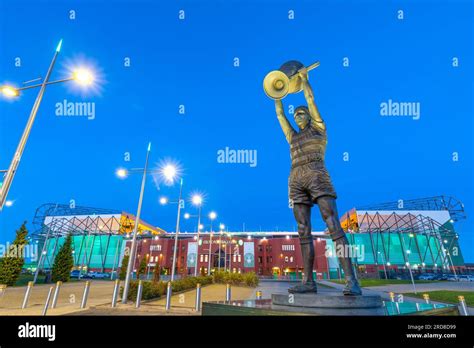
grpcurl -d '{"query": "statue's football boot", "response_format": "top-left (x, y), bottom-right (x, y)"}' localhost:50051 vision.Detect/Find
top-left (342, 276), bottom-right (362, 296)
top-left (288, 281), bottom-right (318, 294)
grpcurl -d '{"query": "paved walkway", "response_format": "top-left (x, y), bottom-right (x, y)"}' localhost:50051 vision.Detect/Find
top-left (74, 283), bottom-right (255, 316)
top-left (0, 280), bottom-right (117, 315)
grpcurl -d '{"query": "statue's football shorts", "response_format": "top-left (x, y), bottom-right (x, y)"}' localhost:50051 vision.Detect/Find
top-left (288, 163), bottom-right (337, 207)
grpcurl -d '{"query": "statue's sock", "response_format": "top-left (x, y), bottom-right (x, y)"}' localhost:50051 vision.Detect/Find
top-left (300, 241), bottom-right (315, 284)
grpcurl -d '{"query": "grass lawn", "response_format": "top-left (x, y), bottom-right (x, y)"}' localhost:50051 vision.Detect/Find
top-left (13, 274), bottom-right (80, 287)
top-left (13, 274), bottom-right (45, 286)
top-left (404, 290), bottom-right (474, 307)
top-left (328, 279), bottom-right (433, 287)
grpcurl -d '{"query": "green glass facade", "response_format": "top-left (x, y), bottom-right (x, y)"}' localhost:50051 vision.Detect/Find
top-left (41, 235), bottom-right (124, 270)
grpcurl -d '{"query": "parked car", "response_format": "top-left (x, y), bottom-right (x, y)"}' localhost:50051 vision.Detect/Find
top-left (418, 273), bottom-right (436, 281)
top-left (70, 270), bottom-right (81, 279)
top-left (434, 274), bottom-right (449, 281)
top-left (85, 271), bottom-right (109, 279)
top-left (446, 274), bottom-right (458, 281)
top-left (457, 275), bottom-right (474, 282)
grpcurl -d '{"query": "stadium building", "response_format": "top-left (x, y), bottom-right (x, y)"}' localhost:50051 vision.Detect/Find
top-left (30, 196), bottom-right (467, 279)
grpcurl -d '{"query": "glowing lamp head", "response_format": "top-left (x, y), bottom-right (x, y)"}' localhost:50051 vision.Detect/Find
top-left (159, 197), bottom-right (168, 205)
top-left (4, 200), bottom-right (13, 207)
top-left (1, 86), bottom-right (19, 98)
top-left (209, 211), bottom-right (217, 220)
top-left (198, 224), bottom-right (204, 230)
top-left (161, 164), bottom-right (177, 183)
top-left (73, 69), bottom-right (94, 86)
top-left (219, 223), bottom-right (225, 230)
top-left (192, 194), bottom-right (203, 206)
top-left (116, 168), bottom-right (128, 178)
top-left (184, 213), bottom-right (190, 219)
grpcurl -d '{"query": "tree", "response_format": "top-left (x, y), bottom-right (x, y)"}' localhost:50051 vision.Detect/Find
top-left (51, 234), bottom-right (74, 282)
top-left (0, 222), bottom-right (29, 286)
top-left (119, 254), bottom-right (130, 280)
top-left (137, 257), bottom-right (147, 280)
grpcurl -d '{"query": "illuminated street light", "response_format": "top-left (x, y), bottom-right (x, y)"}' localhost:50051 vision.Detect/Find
top-left (209, 211), bottom-right (217, 220)
top-left (184, 213), bottom-right (190, 219)
top-left (199, 224), bottom-right (204, 230)
top-left (1, 86), bottom-right (20, 98)
top-left (159, 197), bottom-right (168, 205)
top-left (4, 200), bottom-right (13, 208)
top-left (219, 223), bottom-right (225, 231)
top-left (0, 39), bottom-right (96, 211)
top-left (192, 194), bottom-right (203, 206)
top-left (73, 68), bottom-right (94, 85)
top-left (161, 164), bottom-right (177, 184)
top-left (122, 142), bottom-right (152, 304)
top-left (116, 168), bottom-right (128, 179)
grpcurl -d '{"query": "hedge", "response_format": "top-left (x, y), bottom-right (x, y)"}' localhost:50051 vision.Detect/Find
top-left (120, 272), bottom-right (259, 302)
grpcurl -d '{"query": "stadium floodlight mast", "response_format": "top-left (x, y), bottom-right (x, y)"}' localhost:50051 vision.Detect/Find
top-left (0, 40), bottom-right (95, 211)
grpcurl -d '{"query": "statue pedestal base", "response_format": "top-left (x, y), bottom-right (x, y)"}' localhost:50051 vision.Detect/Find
top-left (271, 292), bottom-right (385, 316)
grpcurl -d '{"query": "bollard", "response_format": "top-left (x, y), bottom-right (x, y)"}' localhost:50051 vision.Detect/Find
top-left (423, 293), bottom-right (430, 304)
top-left (195, 283), bottom-right (202, 312)
top-left (80, 281), bottom-right (91, 309)
top-left (0, 284), bottom-right (6, 298)
top-left (225, 284), bottom-right (231, 302)
top-left (458, 296), bottom-right (468, 316)
top-left (42, 286), bottom-right (54, 316)
top-left (256, 290), bottom-right (262, 300)
top-left (389, 292), bottom-right (395, 302)
top-left (51, 281), bottom-right (62, 309)
top-left (135, 280), bottom-right (143, 308)
top-left (165, 282), bottom-right (172, 311)
top-left (415, 303), bottom-right (420, 312)
top-left (21, 281), bottom-right (34, 309)
top-left (111, 279), bottom-right (120, 308)
top-left (395, 301), bottom-right (401, 314)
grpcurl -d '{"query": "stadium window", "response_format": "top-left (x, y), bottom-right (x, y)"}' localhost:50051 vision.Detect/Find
top-left (204, 255), bottom-right (208, 262)
top-left (200, 254), bottom-right (203, 262)
top-left (290, 256), bottom-right (294, 262)
top-left (258, 256), bottom-right (263, 264)
top-left (238, 255), bottom-right (241, 262)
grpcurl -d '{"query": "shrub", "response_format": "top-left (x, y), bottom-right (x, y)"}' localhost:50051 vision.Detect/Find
top-left (212, 270), bottom-right (226, 284)
top-left (120, 275), bottom-right (213, 302)
top-left (212, 270), bottom-right (258, 287)
top-left (243, 272), bottom-right (259, 287)
top-left (119, 255), bottom-right (129, 280)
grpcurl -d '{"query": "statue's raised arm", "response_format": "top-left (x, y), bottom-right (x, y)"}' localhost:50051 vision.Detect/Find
top-left (298, 68), bottom-right (326, 133)
top-left (275, 99), bottom-right (296, 143)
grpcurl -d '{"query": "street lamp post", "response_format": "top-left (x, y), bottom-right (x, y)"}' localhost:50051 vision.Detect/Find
top-left (186, 195), bottom-right (203, 277)
top-left (122, 143), bottom-right (151, 304)
top-left (0, 40), bottom-right (94, 211)
top-left (171, 179), bottom-right (184, 281)
top-left (218, 231), bottom-right (223, 272)
top-left (209, 223), bottom-right (223, 275)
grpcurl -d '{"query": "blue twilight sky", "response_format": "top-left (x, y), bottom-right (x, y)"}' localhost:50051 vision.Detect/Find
top-left (0, 0), bottom-right (472, 261)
